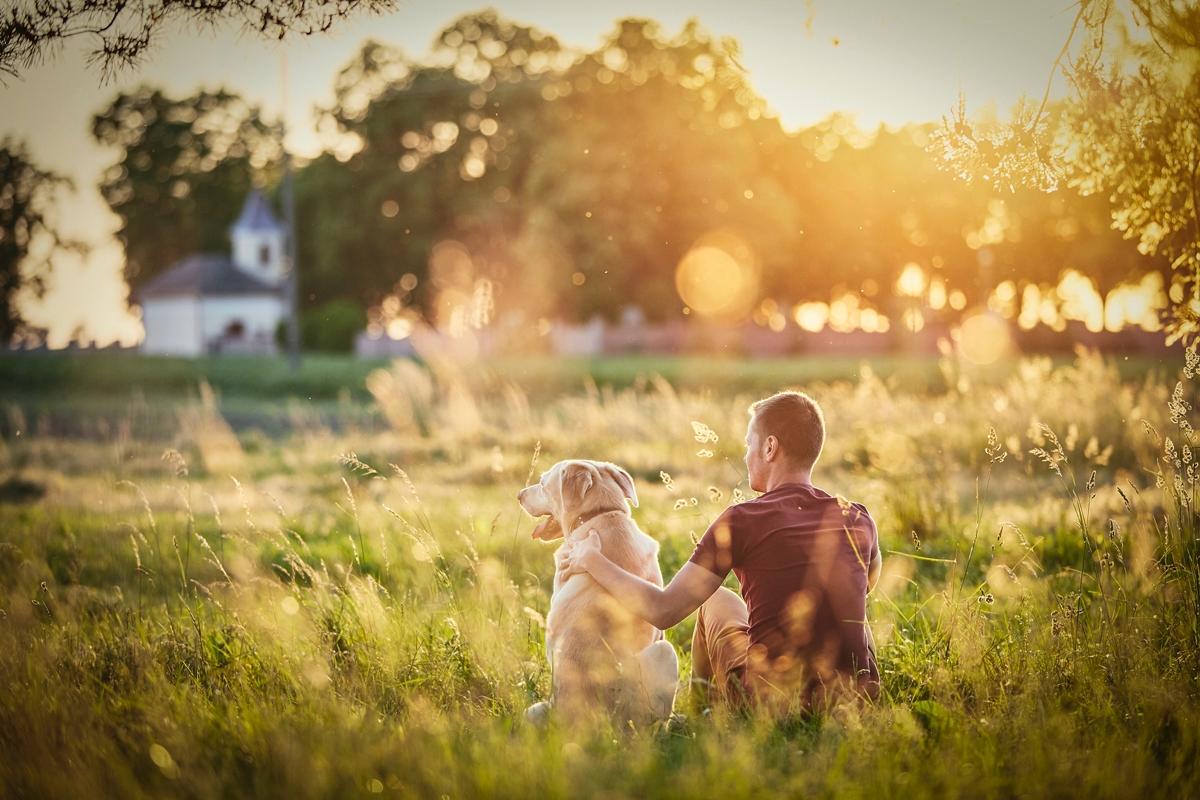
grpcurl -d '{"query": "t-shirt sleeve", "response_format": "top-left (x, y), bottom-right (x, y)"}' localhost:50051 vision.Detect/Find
top-left (688, 506), bottom-right (743, 578)
top-left (852, 502), bottom-right (879, 572)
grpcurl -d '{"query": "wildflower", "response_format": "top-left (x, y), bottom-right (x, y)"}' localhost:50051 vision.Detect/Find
top-left (985, 427), bottom-right (1008, 463)
top-left (660, 470), bottom-right (676, 492)
top-left (696, 449), bottom-right (715, 458)
top-left (707, 486), bottom-right (724, 503)
top-left (524, 441), bottom-right (542, 487)
top-left (911, 529), bottom-right (922, 551)
top-left (1168, 381), bottom-right (1193, 436)
top-left (1165, 437), bottom-right (1181, 469)
top-left (690, 421), bottom-right (720, 444)
top-left (978, 593), bottom-right (995, 605)
top-left (1116, 486), bottom-right (1133, 512)
top-left (161, 449), bottom-right (189, 478)
top-left (337, 452), bottom-right (379, 478)
top-left (1029, 446), bottom-right (1063, 477)
top-left (673, 498), bottom-right (690, 510)
top-left (836, 494), bottom-right (853, 517)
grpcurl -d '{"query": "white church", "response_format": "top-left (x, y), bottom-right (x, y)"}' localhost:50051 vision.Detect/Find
top-left (138, 190), bottom-right (290, 356)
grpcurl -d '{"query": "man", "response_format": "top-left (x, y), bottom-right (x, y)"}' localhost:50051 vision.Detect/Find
top-left (561, 390), bottom-right (882, 712)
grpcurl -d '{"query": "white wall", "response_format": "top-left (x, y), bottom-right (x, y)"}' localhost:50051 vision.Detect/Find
top-left (200, 296), bottom-right (286, 351)
top-left (141, 297), bottom-right (203, 356)
top-left (231, 228), bottom-right (287, 286)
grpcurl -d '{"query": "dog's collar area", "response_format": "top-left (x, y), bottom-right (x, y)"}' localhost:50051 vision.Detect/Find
top-left (569, 507), bottom-right (627, 535)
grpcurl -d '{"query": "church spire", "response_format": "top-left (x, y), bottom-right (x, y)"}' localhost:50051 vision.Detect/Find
top-left (229, 189), bottom-right (287, 286)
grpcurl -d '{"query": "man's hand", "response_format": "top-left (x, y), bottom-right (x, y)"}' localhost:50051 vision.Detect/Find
top-left (559, 527), bottom-right (724, 630)
top-left (560, 529), bottom-right (601, 579)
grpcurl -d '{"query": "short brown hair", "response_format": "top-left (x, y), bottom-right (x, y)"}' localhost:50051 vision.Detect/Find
top-left (749, 390), bottom-right (825, 469)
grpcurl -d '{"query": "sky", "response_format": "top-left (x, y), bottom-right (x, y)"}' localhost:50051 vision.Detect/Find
top-left (0, 0), bottom-right (1079, 347)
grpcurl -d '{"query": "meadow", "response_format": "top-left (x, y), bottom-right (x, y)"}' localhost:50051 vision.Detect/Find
top-left (1, 348), bottom-right (1198, 798)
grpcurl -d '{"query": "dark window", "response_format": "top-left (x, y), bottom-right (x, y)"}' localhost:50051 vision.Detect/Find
top-left (259, 244), bottom-right (270, 266)
top-left (224, 320), bottom-right (245, 338)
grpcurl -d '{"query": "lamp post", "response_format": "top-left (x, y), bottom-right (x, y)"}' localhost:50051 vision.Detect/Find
top-left (281, 50), bottom-right (301, 370)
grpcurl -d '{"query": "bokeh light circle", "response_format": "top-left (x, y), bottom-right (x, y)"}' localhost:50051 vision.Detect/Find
top-left (956, 311), bottom-right (1013, 365)
top-left (674, 230), bottom-right (760, 321)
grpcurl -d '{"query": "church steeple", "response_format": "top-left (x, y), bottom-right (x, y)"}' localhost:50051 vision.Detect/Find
top-left (230, 189), bottom-right (287, 286)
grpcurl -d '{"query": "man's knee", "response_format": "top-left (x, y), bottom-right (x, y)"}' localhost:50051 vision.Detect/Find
top-left (700, 586), bottom-right (746, 626)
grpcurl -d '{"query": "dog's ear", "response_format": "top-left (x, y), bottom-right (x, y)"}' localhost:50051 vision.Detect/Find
top-left (560, 462), bottom-right (595, 507)
top-left (599, 462), bottom-right (638, 508)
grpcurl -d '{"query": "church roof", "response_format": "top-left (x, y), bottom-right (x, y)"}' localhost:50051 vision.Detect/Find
top-left (232, 189), bottom-right (283, 232)
top-left (137, 254), bottom-right (282, 300)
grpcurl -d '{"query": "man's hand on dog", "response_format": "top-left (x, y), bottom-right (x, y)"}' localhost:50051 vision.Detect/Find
top-left (559, 529), bottom-right (602, 579)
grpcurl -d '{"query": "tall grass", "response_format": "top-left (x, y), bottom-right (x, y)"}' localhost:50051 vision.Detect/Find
top-left (0, 348), bottom-right (1197, 798)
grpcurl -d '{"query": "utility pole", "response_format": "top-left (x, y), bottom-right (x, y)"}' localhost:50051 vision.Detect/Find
top-left (281, 50), bottom-right (301, 370)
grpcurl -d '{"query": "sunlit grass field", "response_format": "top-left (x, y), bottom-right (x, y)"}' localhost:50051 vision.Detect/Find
top-left (2, 350), bottom-right (1198, 797)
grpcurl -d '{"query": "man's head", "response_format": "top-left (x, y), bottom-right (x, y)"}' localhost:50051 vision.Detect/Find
top-left (744, 391), bottom-right (825, 492)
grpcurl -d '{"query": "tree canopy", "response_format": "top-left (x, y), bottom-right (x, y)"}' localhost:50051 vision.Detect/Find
top-left (0, 139), bottom-right (78, 344)
top-left (1, 0), bottom-right (398, 83)
top-left (933, 0), bottom-right (1198, 343)
top-left (96, 10), bottom-right (1168, 339)
top-left (91, 86), bottom-right (281, 287)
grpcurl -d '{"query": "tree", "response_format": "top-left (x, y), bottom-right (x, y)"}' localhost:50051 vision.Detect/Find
top-left (92, 86), bottom-right (282, 288)
top-left (289, 10), bottom-right (1159, 333)
top-left (301, 13), bottom-right (564, 318)
top-left (0, 0), bottom-right (398, 82)
top-left (0, 138), bottom-right (80, 344)
top-left (932, 0), bottom-right (1198, 342)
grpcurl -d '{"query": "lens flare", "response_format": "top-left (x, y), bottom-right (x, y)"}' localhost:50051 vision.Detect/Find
top-left (955, 311), bottom-right (1013, 365)
top-left (674, 230), bottom-right (759, 321)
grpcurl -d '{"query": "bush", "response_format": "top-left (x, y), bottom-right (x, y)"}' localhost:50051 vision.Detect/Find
top-left (276, 299), bottom-right (365, 353)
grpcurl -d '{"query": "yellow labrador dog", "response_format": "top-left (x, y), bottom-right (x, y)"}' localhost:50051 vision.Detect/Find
top-left (518, 459), bottom-right (678, 726)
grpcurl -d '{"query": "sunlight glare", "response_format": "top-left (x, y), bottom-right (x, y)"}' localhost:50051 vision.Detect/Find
top-left (674, 230), bottom-right (760, 321)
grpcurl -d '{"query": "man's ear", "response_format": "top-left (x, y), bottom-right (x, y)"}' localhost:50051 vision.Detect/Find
top-left (560, 462), bottom-right (596, 508)
top-left (599, 462), bottom-right (638, 507)
top-left (764, 434), bottom-right (780, 462)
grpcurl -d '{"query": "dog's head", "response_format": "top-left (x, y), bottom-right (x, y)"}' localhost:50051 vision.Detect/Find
top-left (517, 459), bottom-right (639, 541)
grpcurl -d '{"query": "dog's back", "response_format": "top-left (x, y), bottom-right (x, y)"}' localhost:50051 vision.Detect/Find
top-left (547, 514), bottom-right (663, 717)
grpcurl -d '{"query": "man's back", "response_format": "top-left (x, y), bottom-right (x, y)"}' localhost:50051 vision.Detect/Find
top-left (689, 481), bottom-right (880, 705)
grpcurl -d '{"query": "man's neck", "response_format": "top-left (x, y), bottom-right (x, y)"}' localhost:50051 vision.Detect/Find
top-left (762, 470), bottom-right (813, 493)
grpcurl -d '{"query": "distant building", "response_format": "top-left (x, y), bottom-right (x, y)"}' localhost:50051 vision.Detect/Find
top-left (138, 190), bottom-right (288, 356)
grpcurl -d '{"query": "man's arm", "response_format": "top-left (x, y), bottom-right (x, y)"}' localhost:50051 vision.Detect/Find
top-left (563, 532), bottom-right (723, 630)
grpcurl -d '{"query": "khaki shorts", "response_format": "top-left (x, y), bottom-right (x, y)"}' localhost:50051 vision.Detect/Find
top-left (691, 587), bottom-right (751, 705)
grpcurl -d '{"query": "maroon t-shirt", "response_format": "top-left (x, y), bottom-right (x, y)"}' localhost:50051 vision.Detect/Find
top-left (689, 482), bottom-right (880, 701)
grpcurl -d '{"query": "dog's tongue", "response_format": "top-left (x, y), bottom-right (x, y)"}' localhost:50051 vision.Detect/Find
top-left (531, 515), bottom-right (563, 541)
